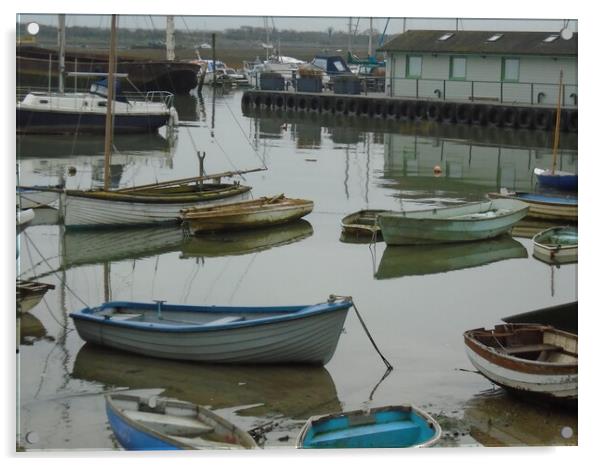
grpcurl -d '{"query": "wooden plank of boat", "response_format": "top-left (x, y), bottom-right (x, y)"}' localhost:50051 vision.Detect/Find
top-left (502, 301), bottom-right (577, 334)
top-left (463, 323), bottom-right (577, 404)
top-left (532, 225), bottom-right (578, 265)
top-left (180, 194), bottom-right (314, 234)
top-left (488, 190), bottom-right (577, 221)
top-left (69, 296), bottom-right (353, 365)
top-left (296, 405), bottom-right (441, 448)
top-left (340, 209), bottom-right (391, 241)
top-left (105, 391), bottom-right (257, 450)
top-left (377, 199), bottom-right (529, 245)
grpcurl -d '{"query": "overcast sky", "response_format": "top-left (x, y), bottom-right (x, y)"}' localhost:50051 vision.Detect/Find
top-left (17, 14), bottom-right (577, 36)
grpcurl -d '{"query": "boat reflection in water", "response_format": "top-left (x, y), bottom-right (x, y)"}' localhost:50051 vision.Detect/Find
top-left (463, 389), bottom-right (577, 447)
top-left (179, 220), bottom-right (313, 259)
top-left (375, 235), bottom-right (527, 279)
top-left (72, 344), bottom-right (341, 420)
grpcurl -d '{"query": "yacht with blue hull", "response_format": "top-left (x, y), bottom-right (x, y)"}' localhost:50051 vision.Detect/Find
top-left (17, 78), bottom-right (177, 134)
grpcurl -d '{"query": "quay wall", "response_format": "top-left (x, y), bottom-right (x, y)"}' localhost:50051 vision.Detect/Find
top-left (241, 90), bottom-right (578, 133)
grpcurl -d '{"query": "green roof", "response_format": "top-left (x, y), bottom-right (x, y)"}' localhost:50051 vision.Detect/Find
top-left (379, 30), bottom-right (577, 56)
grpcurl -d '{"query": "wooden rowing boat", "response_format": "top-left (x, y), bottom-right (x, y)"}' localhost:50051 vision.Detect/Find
top-left (532, 225), bottom-right (577, 264)
top-left (16, 279), bottom-right (55, 314)
top-left (70, 296), bottom-right (352, 365)
top-left (105, 391), bottom-right (257, 450)
top-left (296, 405), bottom-right (441, 448)
top-left (377, 199), bottom-right (529, 245)
top-left (180, 194), bottom-right (313, 234)
top-left (463, 323), bottom-right (577, 404)
top-left (488, 190), bottom-right (577, 221)
top-left (340, 209), bottom-right (391, 241)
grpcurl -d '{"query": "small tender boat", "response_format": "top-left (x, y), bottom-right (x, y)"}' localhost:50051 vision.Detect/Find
top-left (296, 405), bottom-right (441, 448)
top-left (180, 194), bottom-right (313, 234)
top-left (16, 279), bottom-right (55, 314)
top-left (503, 301), bottom-right (577, 334)
top-left (70, 296), bottom-right (352, 365)
top-left (105, 391), bottom-right (257, 450)
top-left (340, 209), bottom-right (391, 241)
top-left (17, 209), bottom-right (35, 227)
top-left (532, 225), bottom-right (577, 264)
top-left (534, 168), bottom-right (578, 192)
top-left (377, 199), bottom-right (528, 245)
top-left (463, 324), bottom-right (577, 404)
top-left (488, 190), bottom-right (577, 221)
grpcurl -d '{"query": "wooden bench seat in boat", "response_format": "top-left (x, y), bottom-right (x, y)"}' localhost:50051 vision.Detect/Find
top-left (500, 343), bottom-right (561, 355)
top-left (123, 409), bottom-right (214, 436)
top-left (309, 420), bottom-right (420, 447)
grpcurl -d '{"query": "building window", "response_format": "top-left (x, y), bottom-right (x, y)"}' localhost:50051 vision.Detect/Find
top-left (502, 57), bottom-right (520, 82)
top-left (449, 56), bottom-right (467, 80)
top-left (406, 55), bottom-right (422, 78)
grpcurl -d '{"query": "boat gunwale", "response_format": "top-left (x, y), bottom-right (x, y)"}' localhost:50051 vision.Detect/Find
top-left (488, 192), bottom-right (578, 207)
top-left (295, 404), bottom-right (442, 449)
top-left (533, 226), bottom-right (578, 249)
top-left (70, 299), bottom-right (353, 333)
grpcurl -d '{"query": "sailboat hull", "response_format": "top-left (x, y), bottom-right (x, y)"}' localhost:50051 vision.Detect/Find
top-left (61, 186), bottom-right (251, 228)
top-left (534, 169), bottom-right (578, 192)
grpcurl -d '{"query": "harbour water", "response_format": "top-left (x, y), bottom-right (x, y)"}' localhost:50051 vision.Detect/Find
top-left (17, 87), bottom-right (578, 450)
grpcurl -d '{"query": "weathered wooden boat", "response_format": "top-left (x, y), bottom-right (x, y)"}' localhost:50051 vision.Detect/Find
top-left (74, 344), bottom-right (341, 419)
top-left (16, 279), bottom-right (55, 314)
top-left (375, 236), bottom-right (527, 279)
top-left (488, 190), bottom-right (577, 221)
top-left (180, 195), bottom-right (313, 234)
top-left (340, 209), bottom-right (391, 241)
top-left (180, 220), bottom-right (313, 259)
top-left (503, 301), bottom-right (577, 334)
top-left (534, 168), bottom-right (578, 192)
top-left (377, 199), bottom-right (529, 245)
top-left (532, 225), bottom-right (577, 264)
top-left (296, 405), bottom-right (441, 448)
top-left (17, 78), bottom-right (177, 135)
top-left (105, 391), bottom-right (257, 450)
top-left (463, 323), bottom-right (577, 404)
top-left (70, 296), bottom-right (353, 365)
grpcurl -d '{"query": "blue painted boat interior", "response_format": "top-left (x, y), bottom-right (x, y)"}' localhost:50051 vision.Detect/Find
top-left (516, 193), bottom-right (578, 205)
top-left (301, 409), bottom-right (436, 448)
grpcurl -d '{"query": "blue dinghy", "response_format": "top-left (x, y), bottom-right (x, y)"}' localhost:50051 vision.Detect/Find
top-left (106, 391), bottom-right (257, 450)
top-left (488, 190), bottom-right (577, 222)
top-left (296, 405), bottom-right (441, 448)
top-left (534, 168), bottom-right (578, 192)
top-left (70, 296), bottom-right (352, 365)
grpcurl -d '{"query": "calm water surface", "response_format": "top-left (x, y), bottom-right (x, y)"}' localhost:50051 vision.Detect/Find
top-left (17, 88), bottom-right (578, 451)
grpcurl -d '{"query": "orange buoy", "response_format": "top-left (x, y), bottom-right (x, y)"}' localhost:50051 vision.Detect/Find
top-left (433, 165), bottom-right (442, 176)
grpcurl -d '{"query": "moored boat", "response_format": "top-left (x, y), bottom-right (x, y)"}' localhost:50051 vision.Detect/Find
top-left (534, 168), bottom-right (578, 192)
top-left (180, 194), bottom-right (313, 234)
top-left (377, 199), bottom-right (529, 245)
top-left (488, 190), bottom-right (577, 221)
top-left (532, 225), bottom-right (577, 264)
top-left (340, 209), bottom-right (390, 241)
top-left (70, 296), bottom-right (353, 365)
top-left (105, 391), bottom-right (257, 450)
top-left (296, 405), bottom-right (441, 448)
top-left (463, 323), bottom-right (577, 404)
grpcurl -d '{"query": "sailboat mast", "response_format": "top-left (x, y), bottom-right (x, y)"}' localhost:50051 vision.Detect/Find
top-left (551, 70), bottom-right (563, 175)
top-left (166, 15), bottom-right (175, 61)
top-left (58, 14), bottom-right (66, 93)
top-left (103, 14), bottom-right (117, 192)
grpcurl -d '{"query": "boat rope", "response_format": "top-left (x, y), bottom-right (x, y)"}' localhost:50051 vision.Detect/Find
top-left (368, 367), bottom-right (393, 401)
top-left (20, 232), bottom-right (90, 309)
top-left (329, 295), bottom-right (393, 371)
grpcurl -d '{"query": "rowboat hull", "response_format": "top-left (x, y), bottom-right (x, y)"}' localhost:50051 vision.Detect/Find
top-left (378, 199), bottom-right (529, 245)
top-left (464, 324), bottom-right (577, 403)
top-left (59, 184), bottom-right (252, 228)
top-left (105, 391), bottom-right (257, 450)
top-left (534, 168), bottom-right (578, 192)
top-left (488, 191), bottom-right (577, 221)
top-left (340, 209), bottom-right (390, 240)
top-left (180, 196), bottom-right (313, 234)
top-left (532, 226), bottom-right (578, 264)
top-left (70, 299), bottom-right (352, 365)
top-left (296, 405), bottom-right (441, 448)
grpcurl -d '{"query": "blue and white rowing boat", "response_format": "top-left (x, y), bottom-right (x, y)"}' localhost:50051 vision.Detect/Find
top-left (296, 405), bottom-right (441, 448)
top-left (488, 190), bottom-right (577, 222)
top-left (70, 296), bottom-right (352, 365)
top-left (106, 391), bottom-right (257, 450)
